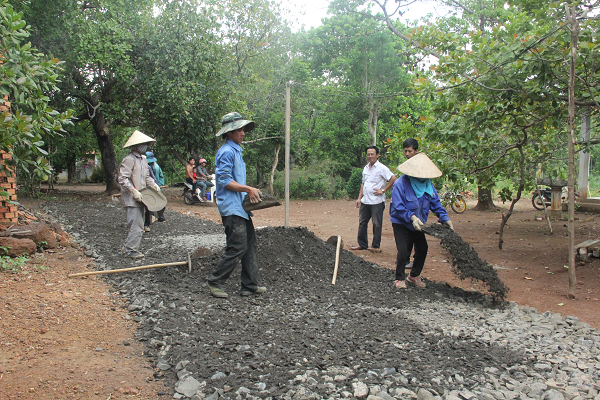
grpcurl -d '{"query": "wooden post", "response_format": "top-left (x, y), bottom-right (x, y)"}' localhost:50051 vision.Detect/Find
top-left (566, 5), bottom-right (579, 299)
top-left (332, 235), bottom-right (342, 285)
top-left (285, 81), bottom-right (291, 227)
top-left (578, 112), bottom-right (590, 199)
top-left (549, 186), bottom-right (563, 218)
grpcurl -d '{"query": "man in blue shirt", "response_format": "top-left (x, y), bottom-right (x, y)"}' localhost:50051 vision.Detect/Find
top-left (207, 112), bottom-right (266, 298)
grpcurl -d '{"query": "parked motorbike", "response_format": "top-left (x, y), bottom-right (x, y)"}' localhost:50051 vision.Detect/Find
top-left (532, 186), bottom-right (576, 210)
top-left (440, 189), bottom-right (467, 214)
top-left (531, 187), bottom-right (551, 210)
top-left (182, 182), bottom-right (205, 205)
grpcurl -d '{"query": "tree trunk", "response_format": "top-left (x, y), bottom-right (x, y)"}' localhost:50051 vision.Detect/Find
top-left (269, 143), bottom-right (281, 195)
top-left (367, 103), bottom-right (378, 146)
top-left (67, 159), bottom-right (77, 184)
top-left (256, 161), bottom-right (263, 186)
top-left (498, 145), bottom-right (526, 249)
top-left (91, 112), bottom-right (119, 194)
top-left (473, 186), bottom-right (497, 211)
top-left (566, 5), bottom-right (579, 299)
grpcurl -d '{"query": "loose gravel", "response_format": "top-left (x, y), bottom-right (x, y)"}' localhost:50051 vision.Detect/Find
top-left (424, 224), bottom-right (508, 300)
top-left (41, 200), bottom-right (600, 400)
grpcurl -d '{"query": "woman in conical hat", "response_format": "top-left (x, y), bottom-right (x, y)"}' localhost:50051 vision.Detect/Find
top-left (117, 130), bottom-right (160, 259)
top-left (389, 153), bottom-right (453, 289)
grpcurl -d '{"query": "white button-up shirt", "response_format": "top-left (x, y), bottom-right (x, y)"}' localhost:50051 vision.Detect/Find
top-left (361, 160), bottom-right (394, 205)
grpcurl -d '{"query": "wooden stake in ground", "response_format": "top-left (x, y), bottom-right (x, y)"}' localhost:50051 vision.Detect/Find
top-left (332, 235), bottom-right (342, 285)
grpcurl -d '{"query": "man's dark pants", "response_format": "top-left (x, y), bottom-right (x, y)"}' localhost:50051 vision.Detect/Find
top-left (186, 177), bottom-right (198, 195)
top-left (207, 215), bottom-right (259, 292)
top-left (357, 202), bottom-right (385, 249)
top-left (392, 223), bottom-right (428, 281)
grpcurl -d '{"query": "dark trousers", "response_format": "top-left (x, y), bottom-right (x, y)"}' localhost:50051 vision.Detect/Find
top-left (357, 202), bottom-right (385, 249)
top-left (207, 215), bottom-right (259, 292)
top-left (144, 207), bottom-right (153, 226)
top-left (393, 223), bottom-right (428, 281)
top-left (144, 207), bottom-right (164, 226)
top-left (186, 177), bottom-right (198, 194)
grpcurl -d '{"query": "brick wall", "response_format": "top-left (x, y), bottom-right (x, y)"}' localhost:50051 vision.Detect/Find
top-left (0, 95), bottom-right (17, 225)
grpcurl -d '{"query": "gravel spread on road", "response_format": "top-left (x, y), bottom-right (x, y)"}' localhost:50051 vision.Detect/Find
top-left (41, 200), bottom-right (600, 400)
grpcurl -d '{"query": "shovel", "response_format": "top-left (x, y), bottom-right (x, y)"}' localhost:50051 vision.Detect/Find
top-left (68, 245), bottom-right (213, 278)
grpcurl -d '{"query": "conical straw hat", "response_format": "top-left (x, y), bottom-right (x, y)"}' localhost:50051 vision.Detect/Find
top-left (397, 153), bottom-right (442, 179)
top-left (123, 130), bottom-right (156, 148)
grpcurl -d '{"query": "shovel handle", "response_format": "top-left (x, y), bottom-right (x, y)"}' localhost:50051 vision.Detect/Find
top-left (332, 235), bottom-right (342, 285)
top-left (68, 261), bottom-right (187, 278)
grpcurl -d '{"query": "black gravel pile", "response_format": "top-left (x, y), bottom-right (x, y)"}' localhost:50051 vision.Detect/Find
top-left (424, 223), bottom-right (508, 300)
top-left (41, 201), bottom-right (524, 397)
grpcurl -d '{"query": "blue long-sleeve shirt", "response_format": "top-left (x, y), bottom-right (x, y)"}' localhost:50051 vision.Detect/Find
top-left (215, 139), bottom-right (249, 219)
top-left (150, 162), bottom-right (165, 186)
top-left (390, 174), bottom-right (449, 231)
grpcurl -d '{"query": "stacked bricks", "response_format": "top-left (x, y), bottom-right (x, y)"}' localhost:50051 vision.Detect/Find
top-left (0, 94), bottom-right (17, 224)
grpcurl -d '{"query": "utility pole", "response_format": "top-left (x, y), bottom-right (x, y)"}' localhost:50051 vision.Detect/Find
top-left (285, 81), bottom-right (291, 227)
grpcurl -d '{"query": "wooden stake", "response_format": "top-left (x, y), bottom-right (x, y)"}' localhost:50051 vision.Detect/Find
top-left (332, 235), bottom-right (342, 285)
top-left (284, 81), bottom-right (291, 227)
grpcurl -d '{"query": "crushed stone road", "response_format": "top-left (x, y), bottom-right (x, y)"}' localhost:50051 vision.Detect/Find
top-left (42, 200), bottom-right (600, 400)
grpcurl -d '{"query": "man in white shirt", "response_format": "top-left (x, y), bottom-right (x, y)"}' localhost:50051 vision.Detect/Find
top-left (351, 146), bottom-right (397, 253)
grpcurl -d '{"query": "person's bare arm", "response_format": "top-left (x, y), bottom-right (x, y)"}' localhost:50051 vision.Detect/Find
top-left (185, 165), bottom-right (196, 182)
top-left (224, 180), bottom-right (260, 203)
top-left (374, 175), bottom-right (397, 196)
top-left (356, 182), bottom-right (364, 208)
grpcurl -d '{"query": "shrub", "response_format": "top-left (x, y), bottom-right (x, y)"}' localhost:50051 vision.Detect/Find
top-left (90, 166), bottom-right (105, 183)
top-left (272, 169), bottom-right (348, 200)
top-left (345, 168), bottom-right (363, 199)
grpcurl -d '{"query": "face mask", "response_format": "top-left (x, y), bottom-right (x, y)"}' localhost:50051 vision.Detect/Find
top-left (135, 144), bottom-right (148, 153)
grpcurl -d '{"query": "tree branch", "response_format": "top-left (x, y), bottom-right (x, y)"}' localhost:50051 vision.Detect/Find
top-left (243, 136), bottom-right (283, 144)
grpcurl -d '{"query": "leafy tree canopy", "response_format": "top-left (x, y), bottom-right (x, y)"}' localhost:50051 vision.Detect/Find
top-left (0, 0), bottom-right (72, 182)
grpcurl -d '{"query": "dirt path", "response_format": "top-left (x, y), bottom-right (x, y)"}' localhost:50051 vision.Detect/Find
top-left (0, 244), bottom-right (169, 399)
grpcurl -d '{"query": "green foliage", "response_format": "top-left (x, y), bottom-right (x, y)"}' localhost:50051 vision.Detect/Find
top-left (46, 122), bottom-right (96, 178)
top-left (345, 168), bottom-right (363, 199)
top-left (399, 0), bottom-right (600, 201)
top-left (90, 166), bottom-right (105, 183)
top-left (497, 187), bottom-right (514, 204)
top-left (20, 0), bottom-right (154, 190)
top-left (135, 0), bottom-right (228, 158)
top-left (0, 246), bottom-right (29, 273)
top-left (0, 1), bottom-right (72, 182)
top-left (289, 8), bottom-right (427, 175)
top-left (272, 168), bottom-right (347, 199)
top-left (588, 176), bottom-right (600, 197)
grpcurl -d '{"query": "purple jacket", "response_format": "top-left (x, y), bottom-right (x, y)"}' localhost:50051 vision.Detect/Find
top-left (390, 175), bottom-right (449, 231)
